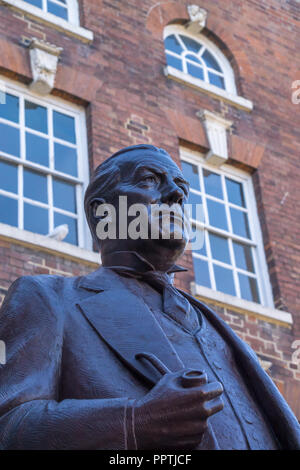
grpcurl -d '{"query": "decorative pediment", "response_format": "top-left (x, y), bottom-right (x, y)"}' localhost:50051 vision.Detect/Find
top-left (29, 38), bottom-right (63, 95)
top-left (197, 109), bottom-right (232, 166)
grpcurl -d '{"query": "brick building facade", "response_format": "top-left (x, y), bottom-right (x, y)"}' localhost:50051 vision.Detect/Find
top-left (0, 0), bottom-right (299, 419)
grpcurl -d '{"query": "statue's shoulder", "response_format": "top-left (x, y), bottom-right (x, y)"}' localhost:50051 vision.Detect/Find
top-left (8, 272), bottom-right (74, 293)
top-left (2, 273), bottom-right (81, 311)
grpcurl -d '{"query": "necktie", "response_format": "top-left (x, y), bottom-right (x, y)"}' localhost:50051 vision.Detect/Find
top-left (112, 266), bottom-right (200, 332)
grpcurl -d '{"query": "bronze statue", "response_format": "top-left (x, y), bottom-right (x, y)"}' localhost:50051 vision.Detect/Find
top-left (0, 144), bottom-right (299, 450)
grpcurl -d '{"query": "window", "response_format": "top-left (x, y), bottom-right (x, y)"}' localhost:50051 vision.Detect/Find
top-left (23, 0), bottom-right (72, 21)
top-left (163, 25), bottom-right (253, 111)
top-left (165, 32), bottom-right (226, 90)
top-left (181, 150), bottom-right (273, 307)
top-left (1, 1), bottom-right (93, 42)
top-left (164, 25), bottom-right (236, 94)
top-left (0, 80), bottom-right (90, 248)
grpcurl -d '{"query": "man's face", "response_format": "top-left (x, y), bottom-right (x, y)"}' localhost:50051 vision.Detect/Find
top-left (107, 151), bottom-right (190, 256)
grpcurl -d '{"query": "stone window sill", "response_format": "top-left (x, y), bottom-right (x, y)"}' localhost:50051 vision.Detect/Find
top-left (164, 66), bottom-right (253, 112)
top-left (0, 0), bottom-right (94, 43)
top-left (191, 282), bottom-right (293, 326)
top-left (0, 223), bottom-right (100, 266)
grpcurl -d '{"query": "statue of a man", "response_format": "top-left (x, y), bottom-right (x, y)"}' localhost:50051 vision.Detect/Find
top-left (0, 144), bottom-right (299, 450)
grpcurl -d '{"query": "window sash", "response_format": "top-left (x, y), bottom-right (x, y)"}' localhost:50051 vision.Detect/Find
top-left (167, 48), bottom-right (225, 79)
top-left (181, 153), bottom-right (271, 306)
top-left (0, 81), bottom-right (89, 249)
top-left (165, 33), bottom-right (226, 89)
top-left (23, 0), bottom-right (71, 22)
top-left (164, 25), bottom-right (237, 95)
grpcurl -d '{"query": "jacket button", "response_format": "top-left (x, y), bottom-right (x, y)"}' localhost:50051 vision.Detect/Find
top-left (243, 413), bottom-right (254, 424)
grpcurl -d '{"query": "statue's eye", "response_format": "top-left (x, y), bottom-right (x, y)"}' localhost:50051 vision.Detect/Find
top-left (142, 175), bottom-right (157, 184)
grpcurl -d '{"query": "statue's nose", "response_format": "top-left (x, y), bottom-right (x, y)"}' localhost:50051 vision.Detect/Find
top-left (161, 183), bottom-right (185, 205)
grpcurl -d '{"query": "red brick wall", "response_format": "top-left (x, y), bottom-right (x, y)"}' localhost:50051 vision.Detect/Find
top-left (0, 0), bottom-right (299, 417)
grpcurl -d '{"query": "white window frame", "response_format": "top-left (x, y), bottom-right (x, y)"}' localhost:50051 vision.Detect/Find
top-left (28, 0), bottom-right (80, 25)
top-left (180, 147), bottom-right (274, 310)
top-left (164, 25), bottom-right (253, 112)
top-left (0, 77), bottom-right (92, 251)
top-left (0, 0), bottom-right (93, 43)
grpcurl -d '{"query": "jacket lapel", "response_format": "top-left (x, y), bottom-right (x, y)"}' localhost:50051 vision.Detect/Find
top-left (77, 267), bottom-right (183, 386)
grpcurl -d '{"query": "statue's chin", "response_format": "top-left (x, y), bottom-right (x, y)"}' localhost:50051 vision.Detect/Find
top-left (145, 236), bottom-right (187, 259)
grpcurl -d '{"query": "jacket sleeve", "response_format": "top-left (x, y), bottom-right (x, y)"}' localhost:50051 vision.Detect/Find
top-left (0, 276), bottom-right (131, 450)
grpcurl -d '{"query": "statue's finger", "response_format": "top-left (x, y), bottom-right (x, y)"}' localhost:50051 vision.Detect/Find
top-left (135, 352), bottom-right (171, 376)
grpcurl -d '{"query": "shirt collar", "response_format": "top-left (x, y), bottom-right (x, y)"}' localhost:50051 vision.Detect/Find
top-left (101, 250), bottom-right (188, 275)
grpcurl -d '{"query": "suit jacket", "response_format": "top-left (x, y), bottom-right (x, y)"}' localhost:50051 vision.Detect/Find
top-left (0, 267), bottom-right (299, 450)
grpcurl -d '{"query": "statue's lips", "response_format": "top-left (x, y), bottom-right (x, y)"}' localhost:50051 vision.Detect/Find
top-left (154, 211), bottom-right (186, 224)
top-left (151, 210), bottom-right (191, 233)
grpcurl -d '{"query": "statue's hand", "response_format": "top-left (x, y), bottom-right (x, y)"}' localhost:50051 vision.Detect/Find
top-left (131, 368), bottom-right (224, 450)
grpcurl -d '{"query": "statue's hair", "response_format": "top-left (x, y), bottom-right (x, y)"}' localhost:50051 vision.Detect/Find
top-left (84, 144), bottom-right (172, 244)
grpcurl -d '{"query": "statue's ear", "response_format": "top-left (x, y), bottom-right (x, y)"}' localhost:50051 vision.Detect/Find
top-left (91, 198), bottom-right (106, 221)
top-left (89, 198), bottom-right (106, 248)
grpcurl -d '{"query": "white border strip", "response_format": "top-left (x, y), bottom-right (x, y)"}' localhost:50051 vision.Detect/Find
top-left (0, 222), bottom-right (100, 265)
top-left (164, 66), bottom-right (253, 112)
top-left (191, 282), bottom-right (293, 325)
top-left (0, 0), bottom-right (94, 43)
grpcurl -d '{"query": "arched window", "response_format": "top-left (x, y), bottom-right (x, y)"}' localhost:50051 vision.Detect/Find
top-left (164, 25), bottom-right (237, 96)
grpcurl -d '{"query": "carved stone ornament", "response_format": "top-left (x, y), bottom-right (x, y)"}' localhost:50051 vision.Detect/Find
top-left (197, 109), bottom-right (233, 167)
top-left (29, 38), bottom-right (63, 95)
top-left (186, 5), bottom-right (208, 34)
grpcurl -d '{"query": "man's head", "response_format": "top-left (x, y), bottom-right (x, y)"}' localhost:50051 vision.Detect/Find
top-left (84, 145), bottom-right (190, 270)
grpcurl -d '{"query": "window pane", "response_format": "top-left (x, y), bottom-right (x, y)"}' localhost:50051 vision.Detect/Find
top-left (166, 53), bottom-right (183, 71)
top-left (193, 257), bottom-right (211, 288)
top-left (203, 169), bottom-right (223, 199)
top-left (24, 203), bottom-right (48, 235)
top-left (0, 122), bottom-right (20, 157)
top-left (23, 169), bottom-right (48, 204)
top-left (24, 0), bottom-right (42, 7)
top-left (0, 93), bottom-right (19, 123)
top-left (54, 143), bottom-right (78, 177)
top-left (209, 233), bottom-right (230, 264)
top-left (26, 132), bottom-right (49, 167)
top-left (164, 35), bottom-right (183, 54)
top-left (186, 62), bottom-right (204, 80)
top-left (214, 264), bottom-right (236, 296)
top-left (233, 242), bottom-right (254, 272)
top-left (0, 161), bottom-right (18, 194)
top-left (208, 72), bottom-right (225, 89)
top-left (180, 36), bottom-right (201, 54)
top-left (25, 101), bottom-right (48, 134)
top-left (47, 1), bottom-right (68, 20)
top-left (53, 111), bottom-right (76, 144)
top-left (239, 273), bottom-right (260, 303)
top-left (190, 225), bottom-right (206, 255)
top-left (53, 179), bottom-right (76, 213)
top-left (0, 195), bottom-right (18, 227)
top-left (202, 50), bottom-right (221, 72)
top-left (230, 207), bottom-right (251, 239)
top-left (207, 199), bottom-right (228, 231)
top-left (187, 191), bottom-right (203, 221)
top-left (181, 161), bottom-right (200, 191)
top-left (54, 212), bottom-right (78, 245)
top-left (185, 54), bottom-right (201, 64)
top-left (226, 178), bottom-right (245, 207)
